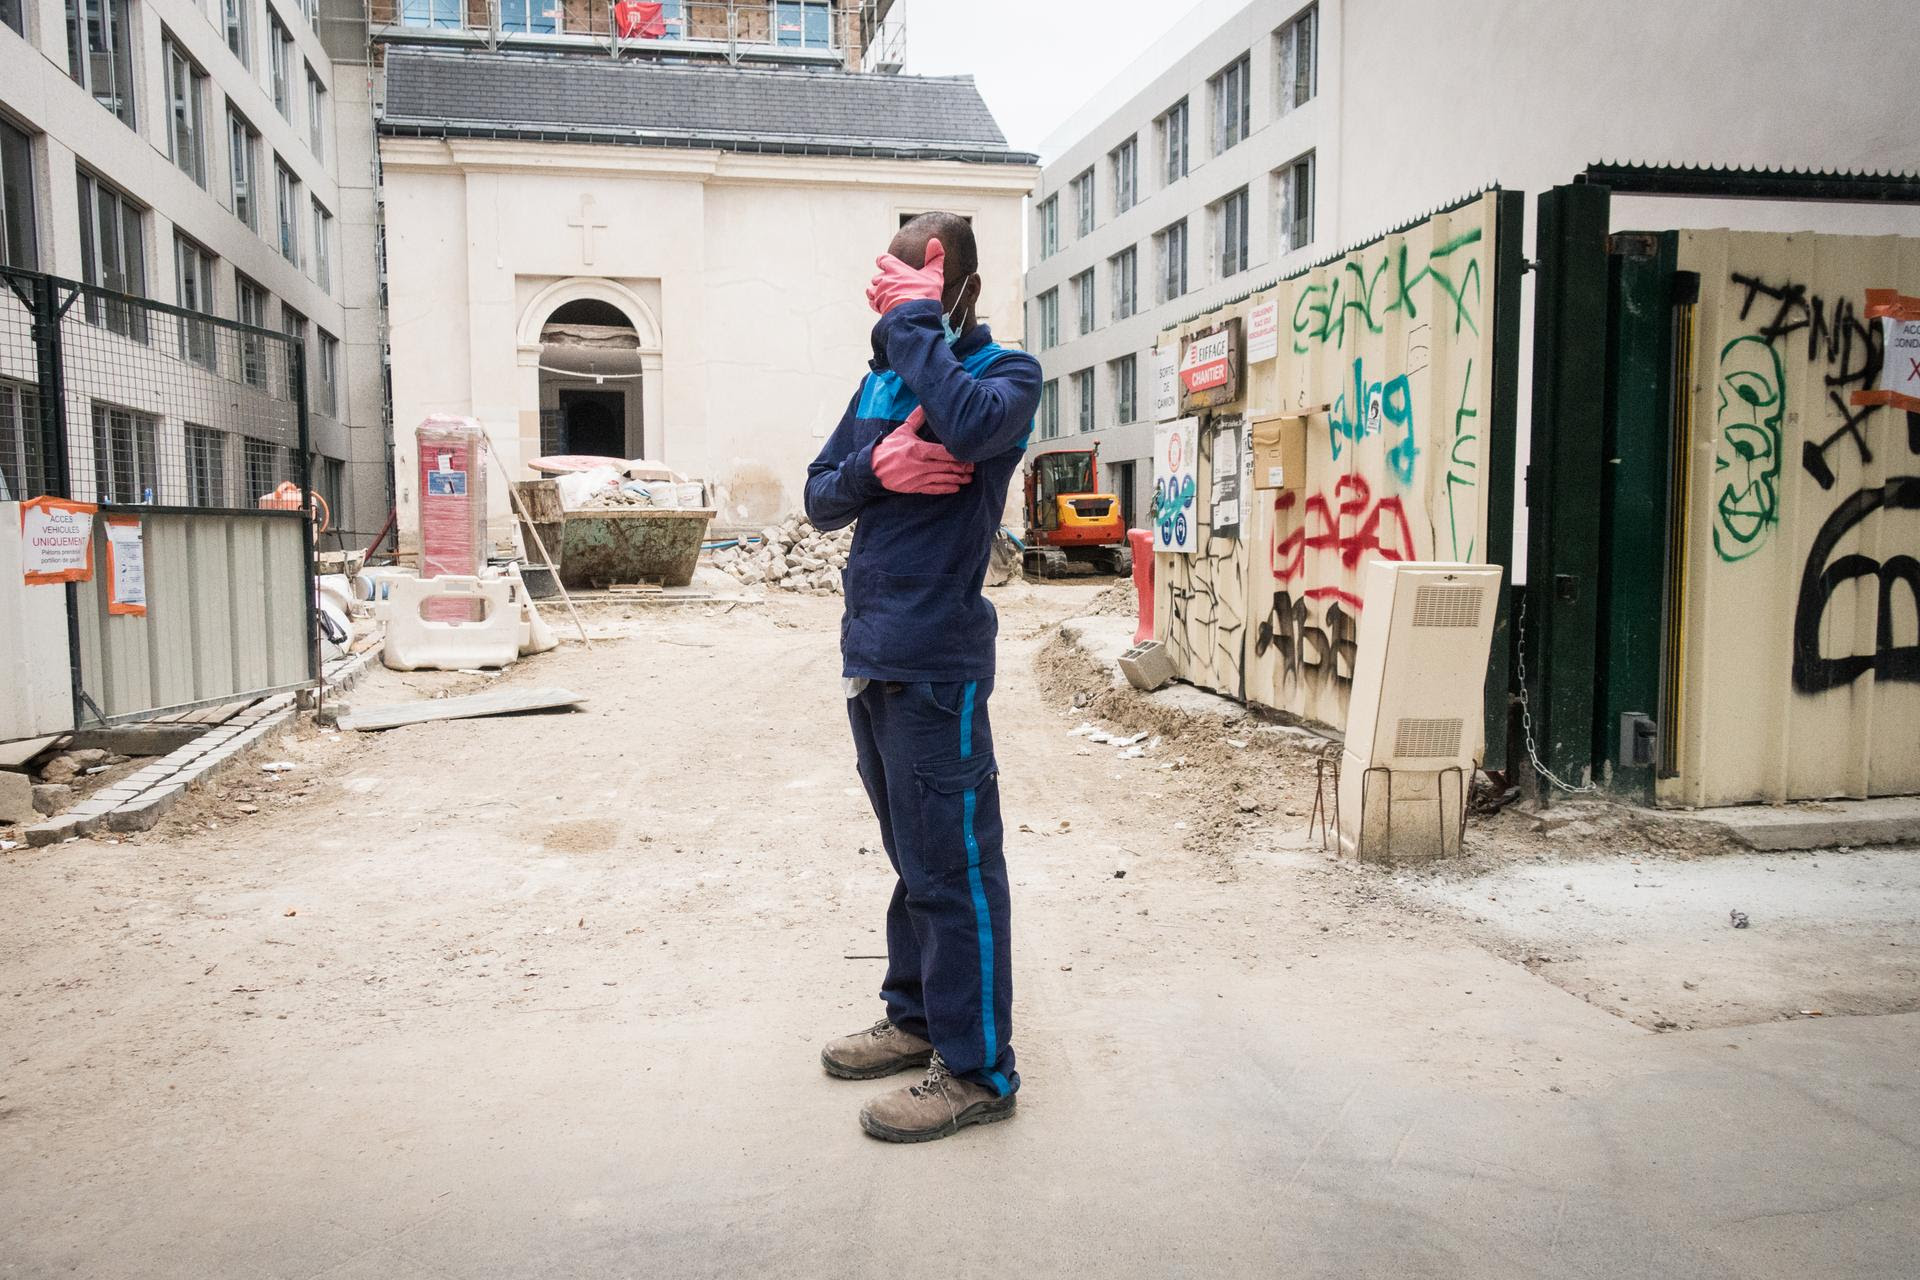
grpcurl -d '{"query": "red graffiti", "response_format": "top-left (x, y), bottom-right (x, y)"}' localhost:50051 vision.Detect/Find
top-left (1271, 475), bottom-right (1416, 609)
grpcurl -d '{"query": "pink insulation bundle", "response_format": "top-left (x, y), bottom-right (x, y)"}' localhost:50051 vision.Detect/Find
top-left (415, 416), bottom-right (489, 620)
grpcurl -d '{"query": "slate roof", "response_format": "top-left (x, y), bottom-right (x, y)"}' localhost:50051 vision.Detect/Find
top-left (379, 48), bottom-right (1035, 164)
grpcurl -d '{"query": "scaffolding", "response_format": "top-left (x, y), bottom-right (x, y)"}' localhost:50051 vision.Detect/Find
top-left (366, 0), bottom-right (900, 70)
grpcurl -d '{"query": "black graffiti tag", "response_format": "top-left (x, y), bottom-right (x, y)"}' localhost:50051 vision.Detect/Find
top-left (1255, 591), bottom-right (1357, 695)
top-left (1728, 271), bottom-right (1902, 490)
top-left (1792, 476), bottom-right (1920, 693)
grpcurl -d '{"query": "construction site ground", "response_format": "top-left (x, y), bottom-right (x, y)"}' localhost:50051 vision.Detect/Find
top-left (2, 582), bottom-right (1916, 1279)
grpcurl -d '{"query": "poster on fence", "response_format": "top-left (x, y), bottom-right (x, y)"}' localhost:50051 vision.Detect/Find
top-left (1153, 342), bottom-right (1180, 421)
top-left (104, 516), bottom-right (147, 616)
top-left (19, 497), bottom-right (96, 585)
top-left (1851, 289), bottom-right (1920, 412)
top-left (1247, 299), bottom-right (1280, 363)
top-left (1153, 417), bottom-right (1198, 555)
top-left (1209, 415), bottom-right (1244, 540)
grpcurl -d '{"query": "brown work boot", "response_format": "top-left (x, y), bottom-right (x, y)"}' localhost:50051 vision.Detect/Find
top-left (859, 1052), bottom-right (1016, 1143)
top-left (821, 1016), bottom-right (935, 1080)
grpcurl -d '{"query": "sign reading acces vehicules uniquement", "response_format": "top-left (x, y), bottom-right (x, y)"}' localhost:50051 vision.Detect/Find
top-left (20, 497), bottom-right (97, 585)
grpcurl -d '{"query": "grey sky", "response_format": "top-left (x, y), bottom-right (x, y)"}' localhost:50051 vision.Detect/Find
top-left (899, 0), bottom-right (1212, 160)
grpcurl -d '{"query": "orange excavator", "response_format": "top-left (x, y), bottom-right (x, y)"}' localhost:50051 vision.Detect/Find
top-left (1020, 445), bottom-right (1131, 578)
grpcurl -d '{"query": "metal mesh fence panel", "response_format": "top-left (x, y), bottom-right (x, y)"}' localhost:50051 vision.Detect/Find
top-left (0, 266), bottom-right (308, 510)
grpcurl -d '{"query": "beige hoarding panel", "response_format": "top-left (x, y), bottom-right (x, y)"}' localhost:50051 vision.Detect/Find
top-left (1155, 194), bottom-right (1499, 733)
top-left (1670, 230), bottom-right (1920, 806)
top-left (0, 503), bottom-right (78, 742)
top-left (1155, 402), bottom-right (1254, 697)
top-left (74, 511), bottom-right (311, 723)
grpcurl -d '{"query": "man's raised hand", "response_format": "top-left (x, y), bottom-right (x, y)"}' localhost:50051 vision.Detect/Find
top-left (866, 238), bottom-right (948, 316)
top-left (870, 406), bottom-right (973, 495)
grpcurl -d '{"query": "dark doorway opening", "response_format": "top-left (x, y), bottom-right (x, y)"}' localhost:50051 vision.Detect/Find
top-left (1111, 460), bottom-right (1137, 529)
top-left (557, 389), bottom-right (625, 457)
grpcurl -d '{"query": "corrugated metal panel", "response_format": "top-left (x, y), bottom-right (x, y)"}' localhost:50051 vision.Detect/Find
top-left (0, 502), bottom-right (77, 741)
top-left (1669, 229), bottom-right (1920, 805)
top-left (73, 510), bottom-right (311, 724)
top-left (1155, 193), bottom-right (1501, 735)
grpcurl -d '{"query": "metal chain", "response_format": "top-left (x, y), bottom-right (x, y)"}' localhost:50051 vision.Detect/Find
top-left (1515, 593), bottom-right (1599, 795)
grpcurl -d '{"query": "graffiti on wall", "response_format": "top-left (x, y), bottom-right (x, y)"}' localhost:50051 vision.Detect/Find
top-left (1160, 414), bottom-right (1252, 696)
top-left (1154, 197), bottom-right (1494, 731)
top-left (1721, 269), bottom-right (1920, 697)
top-left (1711, 335), bottom-right (1786, 562)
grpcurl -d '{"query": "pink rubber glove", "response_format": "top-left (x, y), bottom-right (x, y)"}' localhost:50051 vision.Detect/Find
top-left (870, 406), bottom-right (973, 494)
top-left (866, 238), bottom-right (948, 315)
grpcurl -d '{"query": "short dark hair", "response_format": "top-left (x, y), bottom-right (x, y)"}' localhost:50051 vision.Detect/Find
top-left (894, 211), bottom-right (979, 282)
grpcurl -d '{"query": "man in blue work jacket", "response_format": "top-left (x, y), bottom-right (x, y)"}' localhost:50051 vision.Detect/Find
top-left (805, 212), bottom-right (1042, 1143)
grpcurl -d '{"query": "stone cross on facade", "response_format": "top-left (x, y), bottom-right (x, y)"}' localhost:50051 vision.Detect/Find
top-left (568, 194), bottom-right (609, 267)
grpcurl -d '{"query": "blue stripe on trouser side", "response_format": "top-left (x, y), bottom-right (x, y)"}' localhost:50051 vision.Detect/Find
top-left (959, 682), bottom-right (1010, 1096)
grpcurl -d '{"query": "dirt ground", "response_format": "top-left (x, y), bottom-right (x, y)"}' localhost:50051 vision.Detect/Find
top-left (3, 582), bottom-right (1917, 1279)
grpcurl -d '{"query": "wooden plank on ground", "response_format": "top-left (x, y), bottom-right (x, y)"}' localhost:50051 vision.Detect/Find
top-left (338, 686), bottom-right (586, 732)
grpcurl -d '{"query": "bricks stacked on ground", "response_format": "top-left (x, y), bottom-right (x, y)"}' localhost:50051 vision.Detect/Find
top-left (709, 515), bottom-right (852, 595)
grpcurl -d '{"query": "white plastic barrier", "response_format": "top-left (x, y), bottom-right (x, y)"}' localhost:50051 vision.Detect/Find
top-left (381, 576), bottom-right (520, 671)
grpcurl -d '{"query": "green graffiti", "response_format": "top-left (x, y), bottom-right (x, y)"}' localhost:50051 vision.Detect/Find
top-left (1712, 334), bottom-right (1785, 562)
top-left (1291, 227), bottom-right (1485, 353)
top-left (1445, 358), bottom-right (1477, 561)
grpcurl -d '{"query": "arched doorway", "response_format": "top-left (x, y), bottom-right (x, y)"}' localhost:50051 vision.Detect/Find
top-left (538, 297), bottom-right (646, 459)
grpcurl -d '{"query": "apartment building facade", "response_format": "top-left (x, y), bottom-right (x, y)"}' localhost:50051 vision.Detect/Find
top-left (1024, 0), bottom-right (1329, 528)
top-left (1, 0), bottom-right (386, 539)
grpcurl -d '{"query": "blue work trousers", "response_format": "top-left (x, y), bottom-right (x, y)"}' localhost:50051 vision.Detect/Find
top-left (847, 678), bottom-right (1017, 1096)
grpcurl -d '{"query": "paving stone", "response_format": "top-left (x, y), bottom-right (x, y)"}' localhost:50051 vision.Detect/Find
top-left (24, 815), bottom-right (81, 846)
top-left (106, 785), bottom-right (183, 832)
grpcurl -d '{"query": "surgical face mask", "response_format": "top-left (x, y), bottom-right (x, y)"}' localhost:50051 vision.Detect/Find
top-left (940, 284), bottom-right (970, 345)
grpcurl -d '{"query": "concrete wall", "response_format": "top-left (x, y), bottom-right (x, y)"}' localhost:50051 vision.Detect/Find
top-left (380, 138), bottom-right (1035, 546)
top-left (1156, 193), bottom-right (1497, 733)
top-left (1666, 230), bottom-right (1920, 807)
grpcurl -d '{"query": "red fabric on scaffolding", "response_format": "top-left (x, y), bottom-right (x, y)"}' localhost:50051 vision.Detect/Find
top-left (615, 2), bottom-right (667, 39)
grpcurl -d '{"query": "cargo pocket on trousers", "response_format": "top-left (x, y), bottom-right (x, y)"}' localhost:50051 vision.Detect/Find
top-left (912, 754), bottom-right (1000, 879)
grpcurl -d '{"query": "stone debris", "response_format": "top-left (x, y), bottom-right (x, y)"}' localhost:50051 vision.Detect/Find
top-left (707, 514), bottom-right (852, 595)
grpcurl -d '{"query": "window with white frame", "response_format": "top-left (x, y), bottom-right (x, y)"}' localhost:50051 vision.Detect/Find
top-left (269, 10), bottom-right (293, 119)
top-left (1110, 246), bottom-right (1137, 320)
top-left (399, 0), bottom-right (461, 27)
top-left (65, 0), bottom-right (137, 127)
top-left (1276, 5), bottom-right (1317, 116)
top-left (235, 272), bottom-right (268, 387)
top-left (91, 402), bottom-right (157, 503)
top-left (1155, 219), bottom-right (1187, 303)
top-left (275, 159), bottom-right (300, 264)
top-left (164, 36), bottom-right (208, 187)
top-left (225, 0), bottom-right (252, 67)
top-left (186, 424), bottom-right (228, 507)
top-left (1158, 98), bottom-right (1188, 186)
top-left (229, 110), bottom-right (261, 231)
top-left (1073, 368), bottom-right (1095, 433)
top-left (306, 66), bottom-right (326, 161)
top-left (1036, 288), bottom-right (1059, 350)
top-left (1, 119), bottom-right (37, 270)
top-left (1111, 353), bottom-right (1137, 425)
top-left (1, 379), bottom-right (43, 501)
top-left (1039, 380), bottom-right (1059, 441)
top-left (1072, 269), bottom-right (1095, 337)
top-left (76, 169), bottom-right (147, 340)
top-left (1276, 152), bottom-right (1316, 253)
top-left (1214, 186), bottom-right (1249, 278)
top-left (1071, 169), bottom-right (1095, 238)
top-left (175, 234), bottom-right (217, 368)
top-left (1210, 53), bottom-right (1251, 154)
top-left (1110, 135), bottom-right (1138, 215)
top-left (1037, 195), bottom-right (1059, 259)
top-left (311, 199), bottom-right (331, 292)
top-left (243, 436), bottom-right (281, 500)
top-left (775, 1), bottom-right (832, 48)
top-left (315, 329), bottom-right (339, 416)
top-left (499, 0), bottom-right (555, 34)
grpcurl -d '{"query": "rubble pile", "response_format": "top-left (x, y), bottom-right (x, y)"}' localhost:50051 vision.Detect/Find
top-left (709, 515), bottom-right (850, 594)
